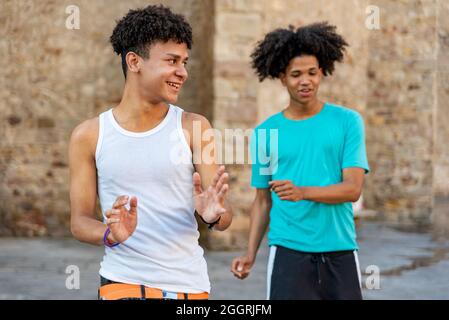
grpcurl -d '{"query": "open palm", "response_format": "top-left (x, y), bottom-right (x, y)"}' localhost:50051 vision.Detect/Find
top-left (105, 195), bottom-right (138, 243)
top-left (193, 166), bottom-right (229, 224)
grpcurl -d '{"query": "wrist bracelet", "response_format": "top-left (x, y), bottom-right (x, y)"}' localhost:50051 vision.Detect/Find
top-left (207, 216), bottom-right (221, 230)
top-left (103, 227), bottom-right (119, 248)
top-left (199, 215), bottom-right (221, 230)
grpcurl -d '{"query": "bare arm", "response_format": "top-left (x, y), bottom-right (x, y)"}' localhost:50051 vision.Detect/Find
top-left (246, 188), bottom-right (272, 261)
top-left (69, 118), bottom-right (111, 245)
top-left (231, 188), bottom-right (272, 279)
top-left (270, 167), bottom-right (366, 204)
top-left (183, 112), bottom-right (233, 231)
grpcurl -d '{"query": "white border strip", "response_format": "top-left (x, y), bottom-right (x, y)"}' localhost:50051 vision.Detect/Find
top-left (353, 250), bottom-right (362, 289)
top-left (266, 246), bottom-right (277, 300)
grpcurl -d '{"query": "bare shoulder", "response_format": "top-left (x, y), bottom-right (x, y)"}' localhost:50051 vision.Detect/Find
top-left (69, 117), bottom-right (99, 156)
top-left (181, 112), bottom-right (214, 152)
top-left (182, 111), bottom-right (212, 130)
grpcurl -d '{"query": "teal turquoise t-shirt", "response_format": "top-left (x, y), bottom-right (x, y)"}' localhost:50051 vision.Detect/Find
top-left (251, 103), bottom-right (369, 253)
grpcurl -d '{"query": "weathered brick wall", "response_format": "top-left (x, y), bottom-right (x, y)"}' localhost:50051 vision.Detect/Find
top-left (1, 0), bottom-right (448, 243)
top-left (434, 0), bottom-right (449, 197)
top-left (208, 0), bottom-right (263, 249)
top-left (433, 0), bottom-right (449, 235)
top-left (208, 0), bottom-right (370, 249)
top-left (0, 0), bottom-right (210, 236)
top-left (364, 0), bottom-right (438, 225)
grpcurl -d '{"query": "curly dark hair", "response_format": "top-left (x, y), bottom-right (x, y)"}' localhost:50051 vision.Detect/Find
top-left (110, 4), bottom-right (193, 77)
top-left (251, 22), bottom-right (348, 81)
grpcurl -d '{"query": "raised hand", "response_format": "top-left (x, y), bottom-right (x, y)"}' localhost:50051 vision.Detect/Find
top-left (193, 165), bottom-right (229, 224)
top-left (104, 195), bottom-right (138, 243)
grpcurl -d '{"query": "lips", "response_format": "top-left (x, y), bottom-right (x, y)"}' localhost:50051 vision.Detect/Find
top-left (298, 88), bottom-right (313, 97)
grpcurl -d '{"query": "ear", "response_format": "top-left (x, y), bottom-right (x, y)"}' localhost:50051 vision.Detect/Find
top-left (279, 72), bottom-right (286, 87)
top-left (126, 52), bottom-right (141, 74)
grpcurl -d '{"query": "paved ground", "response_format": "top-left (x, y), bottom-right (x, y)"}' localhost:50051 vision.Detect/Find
top-left (0, 220), bottom-right (448, 300)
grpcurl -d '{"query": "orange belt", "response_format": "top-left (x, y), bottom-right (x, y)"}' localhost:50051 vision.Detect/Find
top-left (98, 283), bottom-right (209, 300)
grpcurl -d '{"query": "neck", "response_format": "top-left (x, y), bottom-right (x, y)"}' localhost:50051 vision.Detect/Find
top-left (114, 82), bottom-right (167, 119)
top-left (285, 98), bottom-right (324, 120)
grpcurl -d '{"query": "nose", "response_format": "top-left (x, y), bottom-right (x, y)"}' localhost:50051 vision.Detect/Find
top-left (299, 75), bottom-right (311, 85)
top-left (175, 64), bottom-right (188, 81)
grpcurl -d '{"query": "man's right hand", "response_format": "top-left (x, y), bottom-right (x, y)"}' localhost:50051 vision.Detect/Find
top-left (231, 254), bottom-right (255, 280)
top-left (104, 195), bottom-right (138, 244)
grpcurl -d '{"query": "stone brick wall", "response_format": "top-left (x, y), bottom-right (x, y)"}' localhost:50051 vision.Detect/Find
top-left (433, 0), bottom-right (449, 235)
top-left (0, 0), bottom-right (209, 236)
top-left (208, 0), bottom-right (370, 249)
top-left (1, 0), bottom-right (448, 244)
top-left (364, 0), bottom-right (438, 225)
top-left (434, 0), bottom-right (449, 197)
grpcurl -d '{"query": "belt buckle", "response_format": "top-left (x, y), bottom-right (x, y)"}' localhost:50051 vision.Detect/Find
top-left (162, 290), bottom-right (178, 300)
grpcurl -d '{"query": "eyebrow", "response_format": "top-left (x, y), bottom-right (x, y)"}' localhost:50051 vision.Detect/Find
top-left (290, 67), bottom-right (318, 73)
top-left (165, 53), bottom-right (189, 61)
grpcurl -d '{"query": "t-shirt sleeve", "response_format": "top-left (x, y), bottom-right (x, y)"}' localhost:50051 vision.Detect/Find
top-left (250, 127), bottom-right (272, 188)
top-left (342, 112), bottom-right (370, 174)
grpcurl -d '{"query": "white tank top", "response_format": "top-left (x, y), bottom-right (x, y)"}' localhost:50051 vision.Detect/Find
top-left (96, 104), bottom-right (210, 293)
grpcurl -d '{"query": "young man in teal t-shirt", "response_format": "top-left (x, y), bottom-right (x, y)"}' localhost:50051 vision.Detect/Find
top-left (231, 22), bottom-right (369, 300)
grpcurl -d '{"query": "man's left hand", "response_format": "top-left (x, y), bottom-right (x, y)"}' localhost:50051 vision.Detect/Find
top-left (269, 180), bottom-right (304, 202)
top-left (193, 165), bottom-right (229, 223)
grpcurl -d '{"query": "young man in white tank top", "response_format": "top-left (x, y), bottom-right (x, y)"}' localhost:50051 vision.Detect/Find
top-left (69, 5), bottom-right (233, 300)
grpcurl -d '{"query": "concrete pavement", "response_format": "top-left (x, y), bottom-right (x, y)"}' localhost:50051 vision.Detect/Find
top-left (0, 221), bottom-right (448, 300)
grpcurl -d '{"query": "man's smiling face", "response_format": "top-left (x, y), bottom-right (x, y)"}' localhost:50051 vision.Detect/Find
top-left (280, 55), bottom-right (323, 105)
top-left (136, 40), bottom-right (189, 104)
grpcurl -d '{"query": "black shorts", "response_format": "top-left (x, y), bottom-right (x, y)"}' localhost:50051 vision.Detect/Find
top-left (267, 245), bottom-right (362, 300)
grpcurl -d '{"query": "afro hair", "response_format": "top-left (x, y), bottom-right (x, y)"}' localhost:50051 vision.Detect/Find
top-left (251, 22), bottom-right (348, 81)
top-left (110, 4), bottom-right (193, 77)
